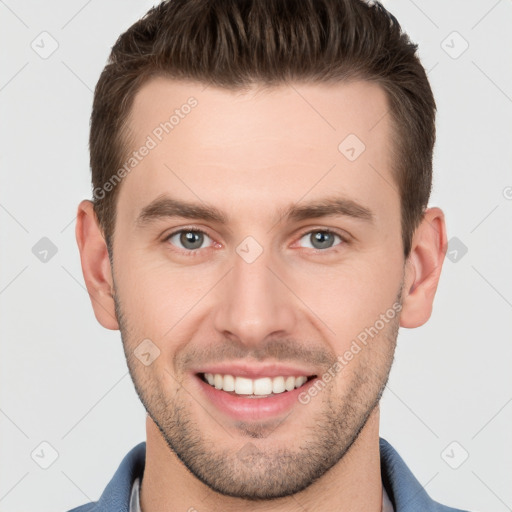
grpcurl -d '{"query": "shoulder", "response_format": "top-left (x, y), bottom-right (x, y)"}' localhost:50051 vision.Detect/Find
top-left (65, 504), bottom-right (97, 512)
top-left (379, 437), bottom-right (474, 512)
top-left (63, 442), bottom-right (146, 512)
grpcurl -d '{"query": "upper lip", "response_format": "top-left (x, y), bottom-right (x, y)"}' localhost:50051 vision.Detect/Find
top-left (194, 363), bottom-right (318, 379)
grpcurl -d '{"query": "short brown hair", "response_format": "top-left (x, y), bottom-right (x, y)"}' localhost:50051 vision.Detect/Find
top-left (90, 0), bottom-right (436, 258)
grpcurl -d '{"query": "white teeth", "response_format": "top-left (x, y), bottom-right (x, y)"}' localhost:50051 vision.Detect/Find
top-left (295, 376), bottom-right (307, 388)
top-left (214, 374), bottom-right (223, 390)
top-left (203, 373), bottom-right (312, 395)
top-left (272, 376), bottom-right (285, 394)
top-left (254, 377), bottom-right (274, 395)
top-left (223, 374), bottom-right (235, 392)
top-left (235, 377), bottom-right (253, 395)
top-left (285, 376), bottom-right (296, 391)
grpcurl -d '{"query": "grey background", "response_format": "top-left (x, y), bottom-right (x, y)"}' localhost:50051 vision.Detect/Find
top-left (1, 1), bottom-right (511, 511)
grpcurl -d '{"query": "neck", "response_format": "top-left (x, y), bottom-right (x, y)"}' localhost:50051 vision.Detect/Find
top-left (140, 407), bottom-right (383, 512)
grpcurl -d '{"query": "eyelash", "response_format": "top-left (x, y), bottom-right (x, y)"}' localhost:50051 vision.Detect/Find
top-left (162, 227), bottom-right (349, 254)
top-left (163, 228), bottom-right (213, 256)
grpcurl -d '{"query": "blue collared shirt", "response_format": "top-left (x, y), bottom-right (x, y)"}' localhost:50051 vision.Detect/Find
top-left (66, 438), bottom-right (472, 512)
top-left (128, 474), bottom-right (394, 512)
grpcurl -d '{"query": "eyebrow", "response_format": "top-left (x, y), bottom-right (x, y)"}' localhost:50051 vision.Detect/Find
top-left (281, 197), bottom-right (375, 224)
top-left (135, 194), bottom-right (375, 227)
top-left (136, 195), bottom-right (227, 226)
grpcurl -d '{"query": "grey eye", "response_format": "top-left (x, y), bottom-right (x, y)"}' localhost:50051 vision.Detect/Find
top-left (299, 231), bottom-right (341, 250)
top-left (169, 230), bottom-right (211, 250)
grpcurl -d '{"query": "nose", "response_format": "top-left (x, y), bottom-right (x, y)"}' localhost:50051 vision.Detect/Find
top-left (212, 248), bottom-right (297, 347)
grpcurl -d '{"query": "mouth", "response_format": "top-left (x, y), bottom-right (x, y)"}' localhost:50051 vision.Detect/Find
top-left (194, 372), bottom-right (319, 421)
top-left (198, 372), bottom-right (317, 397)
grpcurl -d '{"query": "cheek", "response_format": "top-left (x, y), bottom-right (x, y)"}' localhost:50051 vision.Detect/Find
top-left (114, 252), bottom-right (219, 336)
top-left (288, 253), bottom-right (402, 340)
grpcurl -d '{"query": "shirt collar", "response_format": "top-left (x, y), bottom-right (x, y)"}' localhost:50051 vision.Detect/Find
top-left (94, 437), bottom-right (450, 512)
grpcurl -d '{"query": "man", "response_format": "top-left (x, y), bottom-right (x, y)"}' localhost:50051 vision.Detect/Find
top-left (70, 0), bottom-right (472, 511)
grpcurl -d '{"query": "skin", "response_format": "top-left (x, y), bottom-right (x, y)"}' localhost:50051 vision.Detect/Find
top-left (76, 77), bottom-right (447, 512)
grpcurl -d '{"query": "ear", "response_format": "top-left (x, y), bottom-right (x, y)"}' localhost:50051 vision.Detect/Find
top-left (75, 200), bottom-right (119, 330)
top-left (400, 207), bottom-right (448, 328)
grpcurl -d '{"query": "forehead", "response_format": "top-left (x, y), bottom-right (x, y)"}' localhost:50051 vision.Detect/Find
top-left (118, 77), bottom-right (396, 224)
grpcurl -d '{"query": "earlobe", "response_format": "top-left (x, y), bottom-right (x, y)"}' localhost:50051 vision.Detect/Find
top-left (75, 200), bottom-right (119, 330)
top-left (399, 207), bottom-right (448, 328)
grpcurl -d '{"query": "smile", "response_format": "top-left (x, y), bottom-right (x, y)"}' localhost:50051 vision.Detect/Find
top-left (200, 372), bottom-right (315, 397)
top-left (195, 372), bottom-right (319, 421)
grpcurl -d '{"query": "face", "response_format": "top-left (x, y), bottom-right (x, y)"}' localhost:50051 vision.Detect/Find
top-left (108, 78), bottom-right (406, 499)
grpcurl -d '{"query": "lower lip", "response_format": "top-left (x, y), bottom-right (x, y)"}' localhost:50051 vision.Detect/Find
top-left (194, 374), bottom-right (318, 421)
